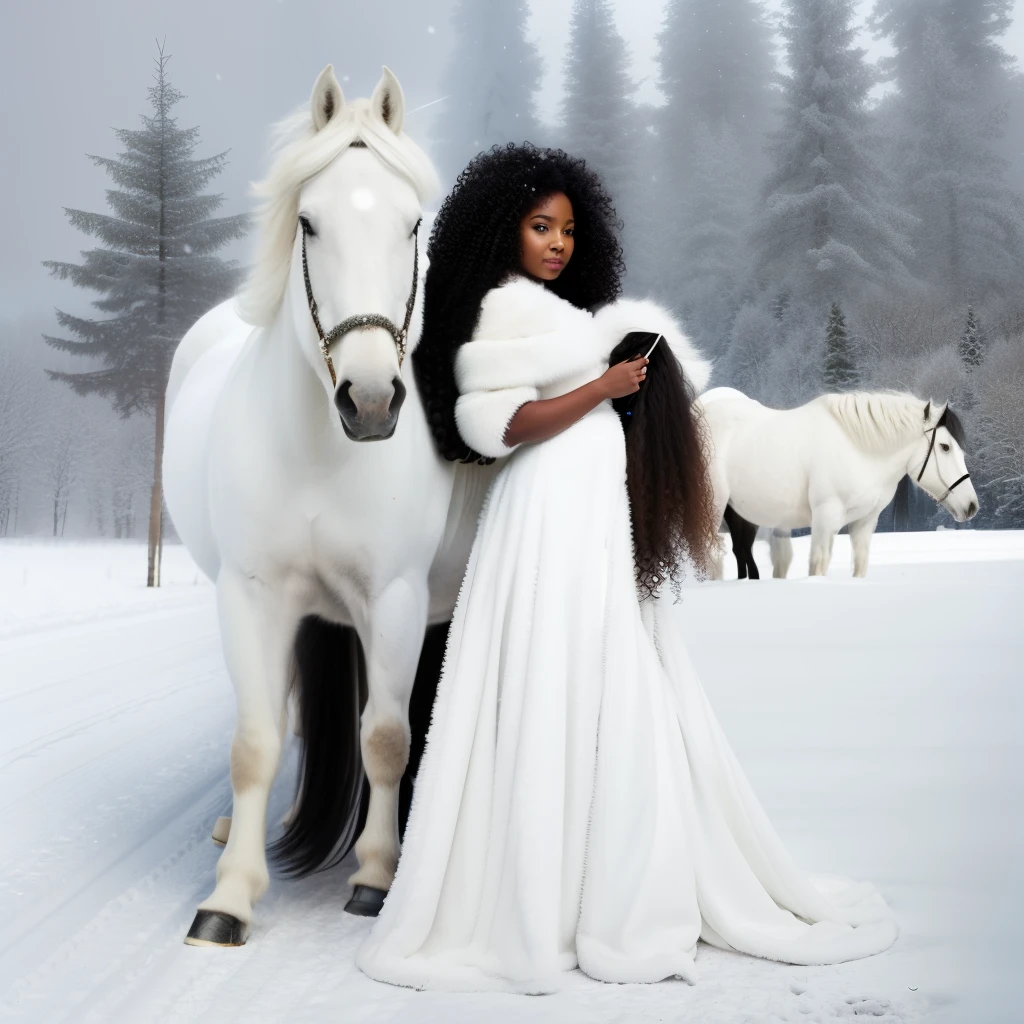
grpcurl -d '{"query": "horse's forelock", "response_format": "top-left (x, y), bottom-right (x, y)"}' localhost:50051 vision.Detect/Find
top-left (237, 98), bottom-right (439, 327)
top-left (940, 405), bottom-right (968, 450)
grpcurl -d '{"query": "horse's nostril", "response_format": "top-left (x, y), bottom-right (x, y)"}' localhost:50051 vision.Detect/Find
top-left (334, 380), bottom-right (357, 420)
top-left (389, 376), bottom-right (407, 416)
top-left (967, 501), bottom-right (978, 518)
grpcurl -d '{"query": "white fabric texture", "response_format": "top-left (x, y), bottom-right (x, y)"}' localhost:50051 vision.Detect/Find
top-left (357, 274), bottom-right (897, 993)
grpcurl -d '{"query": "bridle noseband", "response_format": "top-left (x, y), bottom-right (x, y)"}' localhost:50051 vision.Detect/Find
top-left (914, 410), bottom-right (970, 503)
top-left (300, 217), bottom-right (421, 387)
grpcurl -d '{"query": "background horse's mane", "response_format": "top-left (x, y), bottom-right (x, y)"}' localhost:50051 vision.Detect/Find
top-left (818, 390), bottom-right (934, 453)
top-left (238, 98), bottom-right (440, 327)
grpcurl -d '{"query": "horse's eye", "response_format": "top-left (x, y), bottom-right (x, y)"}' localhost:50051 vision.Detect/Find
top-left (299, 215), bottom-right (316, 237)
top-left (410, 217), bottom-right (422, 239)
top-left (940, 442), bottom-right (950, 452)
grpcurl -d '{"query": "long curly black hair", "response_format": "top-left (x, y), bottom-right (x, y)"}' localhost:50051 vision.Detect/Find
top-left (413, 141), bottom-right (716, 594)
top-left (412, 141), bottom-right (625, 463)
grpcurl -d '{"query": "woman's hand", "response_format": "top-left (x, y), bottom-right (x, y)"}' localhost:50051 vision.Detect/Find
top-left (598, 355), bottom-right (648, 399)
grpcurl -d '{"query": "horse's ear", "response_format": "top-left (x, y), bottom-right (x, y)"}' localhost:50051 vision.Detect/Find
top-left (311, 64), bottom-right (345, 132)
top-left (370, 65), bottom-right (405, 135)
top-left (923, 399), bottom-right (932, 423)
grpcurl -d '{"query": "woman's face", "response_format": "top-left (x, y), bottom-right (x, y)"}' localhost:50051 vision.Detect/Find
top-left (519, 191), bottom-right (574, 282)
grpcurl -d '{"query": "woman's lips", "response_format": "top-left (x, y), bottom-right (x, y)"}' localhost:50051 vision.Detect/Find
top-left (543, 259), bottom-right (563, 268)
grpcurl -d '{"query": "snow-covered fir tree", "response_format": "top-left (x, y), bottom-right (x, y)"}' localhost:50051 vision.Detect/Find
top-left (959, 305), bottom-right (983, 370)
top-left (673, 124), bottom-right (750, 355)
top-left (824, 301), bottom-right (858, 390)
top-left (560, 0), bottom-right (640, 274)
top-left (42, 44), bottom-right (248, 584)
top-left (654, 0), bottom-right (776, 319)
top-left (431, 0), bottom-right (544, 188)
top-left (871, 5), bottom-right (1024, 303)
top-left (751, 0), bottom-right (915, 309)
top-left (656, 0), bottom-right (776, 169)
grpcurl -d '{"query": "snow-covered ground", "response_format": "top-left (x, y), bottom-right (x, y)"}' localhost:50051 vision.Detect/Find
top-left (0, 534), bottom-right (1021, 1023)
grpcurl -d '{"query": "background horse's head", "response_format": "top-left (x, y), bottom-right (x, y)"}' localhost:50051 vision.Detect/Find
top-left (914, 401), bottom-right (979, 523)
top-left (239, 64), bottom-right (440, 440)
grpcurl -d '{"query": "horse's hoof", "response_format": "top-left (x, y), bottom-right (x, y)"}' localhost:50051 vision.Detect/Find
top-left (344, 884), bottom-right (387, 917)
top-left (184, 909), bottom-right (247, 947)
top-left (211, 815), bottom-right (231, 847)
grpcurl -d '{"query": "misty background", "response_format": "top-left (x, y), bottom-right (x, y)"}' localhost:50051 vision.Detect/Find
top-left (2, 0), bottom-right (1024, 544)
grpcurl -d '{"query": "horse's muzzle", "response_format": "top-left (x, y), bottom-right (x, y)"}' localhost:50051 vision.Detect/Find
top-left (334, 377), bottom-right (407, 441)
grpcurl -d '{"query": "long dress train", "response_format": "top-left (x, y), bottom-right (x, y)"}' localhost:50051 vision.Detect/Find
top-left (356, 397), bottom-right (897, 993)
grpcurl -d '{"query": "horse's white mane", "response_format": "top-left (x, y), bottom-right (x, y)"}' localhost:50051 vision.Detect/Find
top-left (818, 391), bottom-right (932, 453)
top-left (238, 98), bottom-right (441, 327)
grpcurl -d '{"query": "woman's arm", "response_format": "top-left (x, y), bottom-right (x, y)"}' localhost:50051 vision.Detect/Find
top-left (502, 356), bottom-right (649, 447)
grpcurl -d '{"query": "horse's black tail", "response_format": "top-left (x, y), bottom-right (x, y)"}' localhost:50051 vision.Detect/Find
top-left (269, 616), bottom-right (448, 877)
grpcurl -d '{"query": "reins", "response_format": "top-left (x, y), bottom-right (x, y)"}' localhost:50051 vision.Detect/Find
top-left (300, 217), bottom-right (421, 387)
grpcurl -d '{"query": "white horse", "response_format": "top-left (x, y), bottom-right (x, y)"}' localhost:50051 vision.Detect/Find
top-left (698, 387), bottom-right (979, 579)
top-left (164, 65), bottom-right (496, 946)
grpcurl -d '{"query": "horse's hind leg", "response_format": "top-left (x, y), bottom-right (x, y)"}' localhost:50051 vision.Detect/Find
top-left (345, 579), bottom-right (429, 915)
top-left (723, 505), bottom-right (760, 580)
top-left (186, 570), bottom-right (297, 947)
top-left (849, 510), bottom-right (880, 578)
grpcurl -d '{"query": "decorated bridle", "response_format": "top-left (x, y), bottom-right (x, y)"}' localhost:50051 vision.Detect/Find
top-left (914, 407), bottom-right (970, 502)
top-left (300, 216), bottom-right (421, 387)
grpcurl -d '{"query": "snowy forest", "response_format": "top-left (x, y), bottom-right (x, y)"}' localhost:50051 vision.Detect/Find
top-left (3, 0), bottom-right (1024, 546)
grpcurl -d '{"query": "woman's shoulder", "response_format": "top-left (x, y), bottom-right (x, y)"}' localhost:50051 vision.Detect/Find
top-left (475, 273), bottom-right (591, 341)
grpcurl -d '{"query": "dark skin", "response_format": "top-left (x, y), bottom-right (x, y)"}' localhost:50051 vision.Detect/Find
top-left (503, 192), bottom-right (648, 448)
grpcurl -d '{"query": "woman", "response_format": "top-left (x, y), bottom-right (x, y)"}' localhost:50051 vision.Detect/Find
top-left (357, 143), bottom-right (896, 993)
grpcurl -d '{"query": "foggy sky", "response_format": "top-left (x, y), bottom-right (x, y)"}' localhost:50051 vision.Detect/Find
top-left (3, 0), bottom-right (1023, 328)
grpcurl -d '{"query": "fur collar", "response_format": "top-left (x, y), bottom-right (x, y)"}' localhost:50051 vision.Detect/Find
top-left (455, 274), bottom-right (712, 395)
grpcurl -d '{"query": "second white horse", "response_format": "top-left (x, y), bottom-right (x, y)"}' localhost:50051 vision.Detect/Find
top-left (699, 387), bottom-right (979, 579)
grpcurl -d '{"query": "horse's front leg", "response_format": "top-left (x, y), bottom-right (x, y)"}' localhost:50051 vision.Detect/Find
top-left (185, 569), bottom-right (298, 946)
top-left (809, 501), bottom-right (845, 576)
top-left (345, 577), bottom-right (428, 915)
top-left (848, 511), bottom-right (880, 578)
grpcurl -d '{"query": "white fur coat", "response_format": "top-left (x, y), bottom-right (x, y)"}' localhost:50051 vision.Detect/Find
top-left (453, 274), bottom-right (712, 459)
top-left (356, 272), bottom-right (897, 995)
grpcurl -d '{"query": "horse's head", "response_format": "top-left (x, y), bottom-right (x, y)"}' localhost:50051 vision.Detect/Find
top-left (912, 401), bottom-right (979, 522)
top-left (240, 64), bottom-right (439, 441)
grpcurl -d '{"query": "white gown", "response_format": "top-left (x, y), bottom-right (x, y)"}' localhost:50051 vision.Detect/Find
top-left (356, 275), bottom-right (897, 993)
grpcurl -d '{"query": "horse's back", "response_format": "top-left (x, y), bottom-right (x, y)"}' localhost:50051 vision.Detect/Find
top-left (164, 300), bottom-right (252, 581)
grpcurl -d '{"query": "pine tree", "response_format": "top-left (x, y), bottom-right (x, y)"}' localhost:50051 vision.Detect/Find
top-left (959, 305), bottom-right (983, 370)
top-left (655, 0), bottom-right (776, 308)
top-left (560, 0), bottom-right (639, 274)
top-left (656, 0), bottom-right (776, 169)
top-left (42, 43), bottom-right (248, 585)
top-left (751, 0), bottom-right (916, 309)
top-left (824, 301), bottom-right (857, 390)
top-left (871, 6), bottom-right (1024, 302)
top-left (431, 0), bottom-right (544, 188)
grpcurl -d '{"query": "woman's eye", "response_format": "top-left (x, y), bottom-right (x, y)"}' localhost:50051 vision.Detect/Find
top-left (940, 442), bottom-right (950, 452)
top-left (534, 224), bottom-right (547, 233)
top-left (565, 228), bottom-right (574, 236)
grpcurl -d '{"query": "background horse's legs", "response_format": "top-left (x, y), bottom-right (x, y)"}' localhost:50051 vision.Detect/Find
top-left (186, 569), bottom-right (297, 946)
top-left (809, 501), bottom-right (845, 576)
top-left (770, 529), bottom-right (793, 578)
top-left (723, 504), bottom-right (760, 580)
top-left (347, 579), bottom-right (429, 909)
top-left (849, 510), bottom-right (881, 578)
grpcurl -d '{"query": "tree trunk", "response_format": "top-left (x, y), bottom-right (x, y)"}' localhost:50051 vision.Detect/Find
top-left (53, 497), bottom-right (59, 537)
top-left (147, 395), bottom-right (165, 587)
